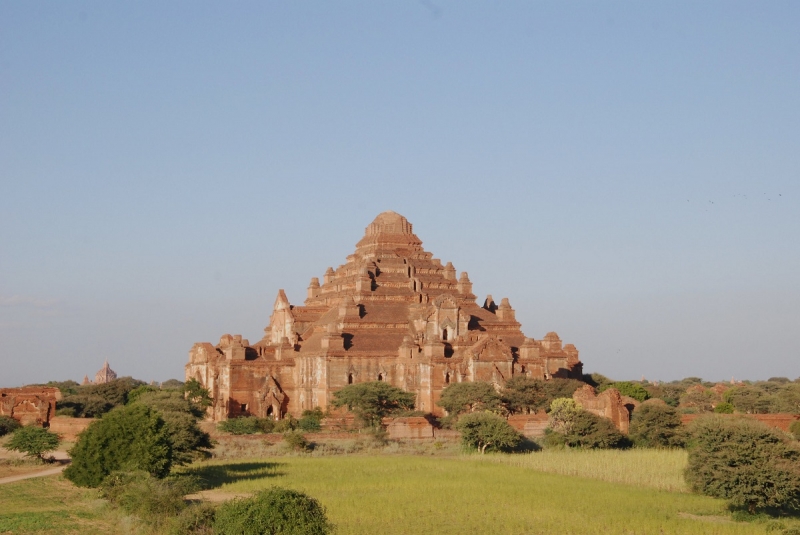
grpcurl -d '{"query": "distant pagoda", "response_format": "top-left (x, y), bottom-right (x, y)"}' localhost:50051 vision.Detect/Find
top-left (94, 360), bottom-right (117, 384)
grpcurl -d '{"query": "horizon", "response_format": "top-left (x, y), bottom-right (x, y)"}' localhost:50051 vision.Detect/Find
top-left (2, 2), bottom-right (799, 387)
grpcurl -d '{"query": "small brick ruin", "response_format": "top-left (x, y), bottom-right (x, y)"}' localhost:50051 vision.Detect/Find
top-left (0, 387), bottom-right (61, 427)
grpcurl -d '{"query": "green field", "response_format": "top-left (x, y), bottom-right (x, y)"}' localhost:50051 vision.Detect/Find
top-left (2, 450), bottom-right (798, 534)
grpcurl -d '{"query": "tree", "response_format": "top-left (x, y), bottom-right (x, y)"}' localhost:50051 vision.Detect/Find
top-left (183, 378), bottom-right (212, 409)
top-left (790, 420), bottom-right (800, 441)
top-left (437, 382), bottom-right (503, 417)
top-left (0, 415), bottom-right (21, 436)
top-left (331, 382), bottom-right (415, 428)
top-left (6, 426), bottom-right (60, 460)
top-left (599, 381), bottom-right (650, 402)
top-left (628, 403), bottom-right (684, 448)
top-left (547, 398), bottom-right (581, 434)
top-left (561, 411), bottom-right (630, 449)
top-left (723, 386), bottom-right (772, 414)
top-left (214, 487), bottom-right (333, 535)
top-left (455, 412), bottom-right (521, 454)
top-left (160, 379), bottom-right (184, 389)
top-left (680, 386), bottom-right (715, 413)
top-left (502, 377), bottom-right (584, 414)
top-left (685, 416), bottom-right (800, 514)
top-left (64, 404), bottom-right (173, 487)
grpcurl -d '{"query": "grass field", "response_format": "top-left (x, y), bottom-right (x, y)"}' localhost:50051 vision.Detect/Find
top-left (2, 450), bottom-right (798, 534)
top-left (184, 454), bottom-right (794, 535)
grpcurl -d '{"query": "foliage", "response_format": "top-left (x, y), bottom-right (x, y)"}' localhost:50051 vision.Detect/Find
top-left (184, 378), bottom-right (212, 408)
top-left (165, 502), bottom-right (217, 535)
top-left (629, 403), bottom-right (684, 448)
top-left (126, 384), bottom-right (159, 404)
top-left (714, 402), bottom-right (735, 414)
top-left (83, 376), bottom-right (146, 407)
top-left (64, 404), bottom-right (172, 487)
top-left (685, 415), bottom-right (800, 514)
top-left (599, 381), bottom-right (650, 402)
top-left (0, 415), bottom-right (21, 436)
top-left (57, 394), bottom-right (112, 418)
top-left (99, 470), bottom-right (199, 519)
top-left (680, 387), bottom-right (716, 413)
top-left (161, 379), bottom-right (185, 389)
top-left (791, 420), bottom-right (800, 441)
top-left (6, 426), bottom-right (60, 460)
top-left (298, 407), bottom-right (325, 431)
top-left (583, 373), bottom-right (613, 390)
top-left (213, 487), bottom-right (333, 535)
top-left (273, 415), bottom-right (297, 433)
top-left (559, 411), bottom-right (630, 449)
top-left (502, 377), bottom-right (584, 414)
top-left (45, 380), bottom-right (80, 396)
top-left (331, 382), bottom-right (415, 428)
top-left (437, 381), bottom-right (503, 417)
top-left (283, 430), bottom-right (310, 451)
top-left (547, 398), bottom-right (581, 434)
top-left (131, 389), bottom-right (212, 464)
top-left (218, 416), bottom-right (272, 435)
top-left (455, 412), bottom-right (521, 453)
top-left (56, 376), bottom-right (146, 418)
top-left (723, 386), bottom-right (772, 414)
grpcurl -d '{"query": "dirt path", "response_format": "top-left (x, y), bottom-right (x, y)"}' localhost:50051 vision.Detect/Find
top-left (0, 464), bottom-right (67, 485)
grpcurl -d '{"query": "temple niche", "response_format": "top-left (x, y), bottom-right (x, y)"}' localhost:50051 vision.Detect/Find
top-left (186, 211), bottom-right (583, 421)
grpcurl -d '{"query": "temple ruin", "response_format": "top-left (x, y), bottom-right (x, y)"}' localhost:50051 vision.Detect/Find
top-left (186, 211), bottom-right (583, 421)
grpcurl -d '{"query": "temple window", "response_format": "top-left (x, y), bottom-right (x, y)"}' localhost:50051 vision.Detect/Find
top-left (442, 328), bottom-right (449, 341)
top-left (377, 373), bottom-right (384, 382)
top-left (348, 373), bottom-right (354, 385)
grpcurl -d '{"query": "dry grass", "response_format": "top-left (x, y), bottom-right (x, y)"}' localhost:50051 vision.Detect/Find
top-left (474, 448), bottom-right (689, 492)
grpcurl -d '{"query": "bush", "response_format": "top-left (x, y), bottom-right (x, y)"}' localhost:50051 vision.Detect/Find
top-left (283, 430), bottom-right (309, 452)
top-left (599, 381), bottom-right (650, 402)
top-left (331, 382), bottom-right (415, 428)
top-left (629, 403), bottom-right (684, 448)
top-left (714, 402), bottom-right (735, 414)
top-left (685, 415), bottom-right (800, 514)
top-left (547, 398), bottom-right (581, 434)
top-left (64, 404), bottom-right (172, 487)
top-left (501, 377), bottom-right (584, 414)
top-left (273, 416), bottom-right (296, 433)
top-left (218, 416), bottom-right (273, 435)
top-left (214, 487), bottom-right (333, 535)
top-left (99, 471), bottom-right (197, 518)
top-left (438, 382), bottom-right (503, 418)
top-left (0, 415), bottom-right (21, 436)
top-left (455, 412), bottom-right (521, 454)
top-left (561, 411), bottom-right (631, 449)
top-left (166, 502), bottom-right (216, 535)
top-left (298, 408), bottom-right (324, 432)
top-left (6, 426), bottom-right (60, 460)
top-left (791, 420), bottom-right (800, 441)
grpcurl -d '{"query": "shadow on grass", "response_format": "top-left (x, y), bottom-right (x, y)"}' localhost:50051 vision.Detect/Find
top-left (185, 462), bottom-right (286, 490)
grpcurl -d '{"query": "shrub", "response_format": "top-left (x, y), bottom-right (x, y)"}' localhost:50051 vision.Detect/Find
top-left (547, 398), bottom-right (581, 434)
top-left (57, 394), bottom-right (112, 418)
top-left (599, 381), bottom-right (650, 402)
top-left (685, 415), bottom-right (800, 514)
top-left (714, 402), bottom-right (735, 414)
top-left (455, 412), bottom-right (521, 454)
top-left (561, 411), bottom-right (630, 449)
top-left (99, 471), bottom-right (196, 518)
top-left (331, 382), bottom-right (415, 428)
top-left (629, 403), bottom-right (684, 448)
top-left (166, 502), bottom-right (216, 535)
top-left (272, 416), bottom-right (296, 433)
top-left (214, 487), bottom-right (333, 535)
top-left (501, 377), bottom-right (584, 414)
top-left (0, 415), bottom-right (21, 436)
top-left (438, 382), bottom-right (503, 418)
top-left (64, 404), bottom-right (172, 487)
top-left (218, 416), bottom-right (273, 435)
top-left (791, 420), bottom-right (800, 441)
top-left (298, 408), bottom-right (324, 432)
top-left (6, 426), bottom-right (60, 460)
top-left (283, 430), bottom-right (309, 452)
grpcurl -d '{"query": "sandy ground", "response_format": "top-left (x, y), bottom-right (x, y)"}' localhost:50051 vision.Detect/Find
top-left (0, 448), bottom-right (71, 483)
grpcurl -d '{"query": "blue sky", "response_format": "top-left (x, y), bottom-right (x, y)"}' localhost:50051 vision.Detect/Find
top-left (1, 1), bottom-right (798, 387)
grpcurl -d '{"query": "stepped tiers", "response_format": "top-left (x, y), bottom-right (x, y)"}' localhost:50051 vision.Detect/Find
top-left (186, 211), bottom-right (583, 421)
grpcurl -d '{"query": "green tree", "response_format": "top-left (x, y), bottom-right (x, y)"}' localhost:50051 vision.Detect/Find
top-left (331, 382), bottom-right (415, 428)
top-left (437, 382), bottom-right (503, 417)
top-left (502, 377), bottom-right (584, 414)
top-left (64, 404), bottom-right (173, 487)
top-left (6, 426), bottom-right (60, 460)
top-left (629, 403), bottom-right (684, 448)
top-left (160, 379), bottom-right (185, 389)
top-left (183, 378), bottom-right (212, 409)
top-left (218, 416), bottom-right (274, 435)
top-left (790, 420), bottom-right (800, 441)
top-left (547, 398), bottom-right (581, 434)
top-left (455, 412), bottom-right (521, 454)
top-left (680, 386), bottom-right (715, 413)
top-left (599, 381), bottom-right (650, 402)
top-left (214, 487), bottom-right (333, 535)
top-left (0, 415), bottom-right (21, 436)
top-left (561, 411), bottom-right (630, 449)
top-left (298, 407), bottom-right (325, 432)
top-left (723, 386), bottom-right (772, 414)
top-left (685, 416), bottom-right (800, 514)
top-left (714, 402), bottom-right (735, 414)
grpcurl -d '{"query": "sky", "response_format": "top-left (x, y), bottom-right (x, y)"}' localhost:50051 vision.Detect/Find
top-left (1, 2), bottom-right (799, 387)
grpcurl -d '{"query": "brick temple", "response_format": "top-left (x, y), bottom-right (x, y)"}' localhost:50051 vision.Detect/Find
top-left (186, 211), bottom-right (583, 421)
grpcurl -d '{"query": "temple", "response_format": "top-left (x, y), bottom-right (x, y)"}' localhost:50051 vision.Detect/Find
top-left (186, 211), bottom-right (583, 421)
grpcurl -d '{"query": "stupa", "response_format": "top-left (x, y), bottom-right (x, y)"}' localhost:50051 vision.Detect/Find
top-left (186, 211), bottom-right (582, 421)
